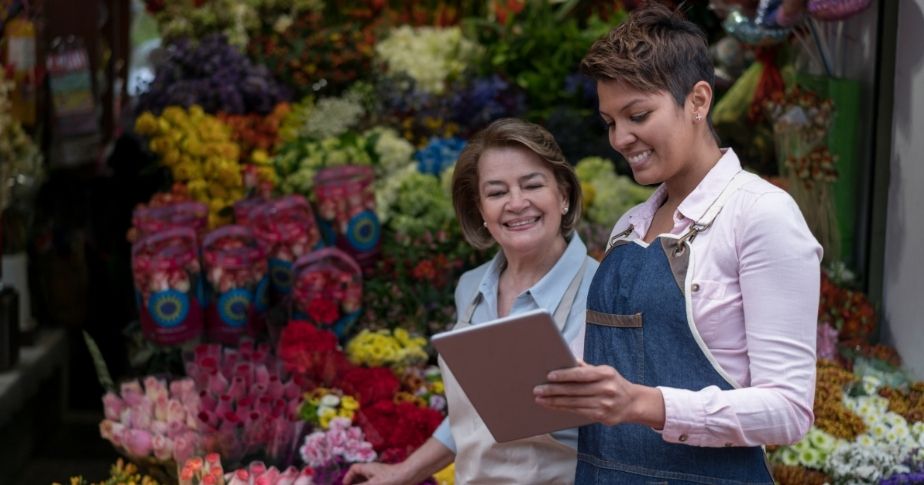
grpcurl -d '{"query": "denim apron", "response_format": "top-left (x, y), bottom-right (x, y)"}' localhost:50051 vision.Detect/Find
top-left (439, 257), bottom-right (590, 484)
top-left (576, 173), bottom-right (774, 485)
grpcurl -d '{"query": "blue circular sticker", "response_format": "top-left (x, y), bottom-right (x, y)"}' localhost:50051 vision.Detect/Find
top-left (270, 258), bottom-right (293, 294)
top-left (345, 210), bottom-right (381, 252)
top-left (218, 288), bottom-right (252, 328)
top-left (148, 290), bottom-right (190, 328)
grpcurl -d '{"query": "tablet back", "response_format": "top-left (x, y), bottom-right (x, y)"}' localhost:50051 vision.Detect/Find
top-left (432, 309), bottom-right (593, 443)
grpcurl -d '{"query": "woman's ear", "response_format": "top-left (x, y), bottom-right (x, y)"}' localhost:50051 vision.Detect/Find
top-left (688, 80), bottom-right (714, 119)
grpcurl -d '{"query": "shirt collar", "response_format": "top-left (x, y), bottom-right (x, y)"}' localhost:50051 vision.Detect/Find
top-left (677, 148), bottom-right (742, 223)
top-left (477, 234), bottom-right (588, 313)
top-left (626, 148), bottom-right (742, 233)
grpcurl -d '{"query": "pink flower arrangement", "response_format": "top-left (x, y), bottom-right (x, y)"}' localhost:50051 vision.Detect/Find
top-left (181, 456), bottom-right (318, 485)
top-left (185, 339), bottom-right (305, 467)
top-left (299, 417), bottom-right (376, 484)
top-left (99, 376), bottom-right (203, 466)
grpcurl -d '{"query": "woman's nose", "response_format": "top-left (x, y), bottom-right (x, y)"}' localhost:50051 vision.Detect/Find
top-left (506, 189), bottom-right (530, 211)
top-left (609, 124), bottom-right (635, 151)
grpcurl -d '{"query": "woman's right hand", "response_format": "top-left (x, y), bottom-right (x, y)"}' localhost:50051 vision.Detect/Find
top-left (342, 462), bottom-right (411, 485)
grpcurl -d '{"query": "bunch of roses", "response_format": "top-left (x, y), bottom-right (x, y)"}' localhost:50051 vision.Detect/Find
top-left (277, 321), bottom-right (352, 388)
top-left (184, 340), bottom-right (304, 465)
top-left (135, 106), bottom-right (245, 228)
top-left (99, 377), bottom-right (203, 467)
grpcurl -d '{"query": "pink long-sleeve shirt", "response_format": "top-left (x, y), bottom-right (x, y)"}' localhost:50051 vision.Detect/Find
top-left (607, 148), bottom-right (822, 447)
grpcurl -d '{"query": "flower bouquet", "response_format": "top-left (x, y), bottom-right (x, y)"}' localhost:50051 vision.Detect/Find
top-left (291, 247), bottom-right (363, 338)
top-left (298, 417), bottom-right (377, 484)
top-left (184, 339), bottom-right (306, 468)
top-left (131, 200), bottom-right (209, 242)
top-left (345, 328), bottom-right (428, 370)
top-left (298, 388), bottom-right (361, 430)
top-left (99, 377), bottom-right (204, 483)
top-left (202, 225), bottom-right (268, 344)
top-left (277, 321), bottom-right (352, 389)
top-left (131, 228), bottom-right (205, 345)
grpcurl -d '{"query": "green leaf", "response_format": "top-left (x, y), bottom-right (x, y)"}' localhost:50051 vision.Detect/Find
top-left (83, 331), bottom-right (115, 392)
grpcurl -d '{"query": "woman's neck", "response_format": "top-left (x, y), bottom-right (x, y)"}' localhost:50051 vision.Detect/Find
top-left (500, 236), bottom-right (567, 295)
top-left (663, 139), bottom-right (723, 206)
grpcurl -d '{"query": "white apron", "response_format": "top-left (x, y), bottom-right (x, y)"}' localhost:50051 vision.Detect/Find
top-left (438, 259), bottom-right (588, 484)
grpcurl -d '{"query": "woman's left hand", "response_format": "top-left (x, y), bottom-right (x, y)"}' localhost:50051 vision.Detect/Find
top-left (533, 360), bottom-right (666, 428)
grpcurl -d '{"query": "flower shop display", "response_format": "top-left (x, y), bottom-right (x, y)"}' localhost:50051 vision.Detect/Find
top-left (291, 247), bottom-right (363, 337)
top-left (131, 228), bottom-right (204, 345)
top-left (99, 376), bottom-right (203, 481)
top-left (202, 225), bottom-right (269, 344)
top-left (314, 165), bottom-right (380, 268)
top-left (100, 4), bottom-right (924, 485)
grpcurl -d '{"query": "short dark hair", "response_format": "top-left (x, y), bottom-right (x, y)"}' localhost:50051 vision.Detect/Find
top-left (580, 2), bottom-right (715, 108)
top-left (452, 118), bottom-right (582, 250)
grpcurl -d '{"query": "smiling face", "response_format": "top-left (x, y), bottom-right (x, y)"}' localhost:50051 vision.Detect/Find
top-left (597, 79), bottom-right (701, 187)
top-left (477, 146), bottom-right (568, 257)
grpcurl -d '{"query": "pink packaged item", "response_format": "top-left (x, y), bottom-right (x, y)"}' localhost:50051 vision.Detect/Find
top-left (131, 228), bottom-right (204, 345)
top-left (202, 225), bottom-right (268, 344)
top-left (314, 165), bottom-right (380, 271)
top-left (251, 195), bottom-right (322, 301)
top-left (291, 247), bottom-right (362, 338)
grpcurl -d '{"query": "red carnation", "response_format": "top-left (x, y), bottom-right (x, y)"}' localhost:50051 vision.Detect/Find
top-left (307, 298), bottom-right (340, 326)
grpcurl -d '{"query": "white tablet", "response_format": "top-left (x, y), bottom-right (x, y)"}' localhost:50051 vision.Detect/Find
top-left (431, 308), bottom-right (592, 443)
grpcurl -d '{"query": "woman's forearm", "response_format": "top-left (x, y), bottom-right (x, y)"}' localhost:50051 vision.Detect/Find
top-left (400, 437), bottom-right (455, 483)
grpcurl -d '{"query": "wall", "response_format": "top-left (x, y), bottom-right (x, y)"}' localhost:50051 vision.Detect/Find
top-left (882, 0), bottom-right (924, 378)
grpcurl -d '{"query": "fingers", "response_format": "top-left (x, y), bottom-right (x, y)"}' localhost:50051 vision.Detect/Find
top-left (533, 381), bottom-right (606, 398)
top-left (546, 364), bottom-right (614, 383)
top-left (342, 464), bottom-right (369, 484)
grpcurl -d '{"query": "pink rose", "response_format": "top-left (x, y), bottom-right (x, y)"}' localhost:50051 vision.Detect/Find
top-left (102, 392), bottom-right (123, 421)
top-left (124, 428), bottom-right (154, 457)
top-left (152, 433), bottom-right (173, 461)
top-left (120, 381), bottom-right (144, 407)
top-left (167, 398), bottom-right (187, 425)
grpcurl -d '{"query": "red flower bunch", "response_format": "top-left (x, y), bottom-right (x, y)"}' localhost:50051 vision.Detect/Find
top-left (355, 400), bottom-right (444, 462)
top-left (307, 298), bottom-right (341, 326)
top-left (338, 367), bottom-right (399, 407)
top-left (819, 273), bottom-right (877, 344)
top-left (277, 321), bottom-right (350, 386)
top-left (493, 0), bottom-right (526, 24)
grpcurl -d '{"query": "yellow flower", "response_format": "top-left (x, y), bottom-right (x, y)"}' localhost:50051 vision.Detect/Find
top-left (432, 381), bottom-right (444, 394)
top-left (251, 149), bottom-right (270, 165)
top-left (433, 463), bottom-right (455, 485)
top-left (134, 112), bottom-right (158, 135)
top-left (338, 408), bottom-right (355, 420)
top-left (341, 395), bottom-right (359, 411)
top-left (319, 407), bottom-right (338, 429)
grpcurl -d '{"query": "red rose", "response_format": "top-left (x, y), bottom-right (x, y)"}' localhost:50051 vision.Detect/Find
top-left (339, 367), bottom-right (399, 407)
top-left (307, 298), bottom-right (340, 326)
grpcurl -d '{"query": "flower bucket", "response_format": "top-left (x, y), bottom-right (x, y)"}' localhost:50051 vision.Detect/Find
top-left (131, 228), bottom-right (204, 345)
top-left (315, 165), bottom-right (380, 271)
top-left (251, 195), bottom-right (323, 303)
top-left (291, 247), bottom-right (362, 339)
top-left (202, 225), bottom-right (268, 344)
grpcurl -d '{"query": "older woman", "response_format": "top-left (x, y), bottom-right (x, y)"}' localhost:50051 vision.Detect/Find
top-left (344, 118), bottom-right (599, 484)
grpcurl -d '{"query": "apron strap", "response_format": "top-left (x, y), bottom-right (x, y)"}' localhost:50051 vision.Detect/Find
top-left (459, 257), bottom-right (589, 328)
top-left (674, 170), bottom-right (750, 253)
top-left (551, 257), bottom-right (588, 331)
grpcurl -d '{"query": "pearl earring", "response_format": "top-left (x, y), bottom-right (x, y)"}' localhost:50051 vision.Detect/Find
top-left (483, 221), bottom-right (487, 227)
top-left (562, 206), bottom-right (569, 215)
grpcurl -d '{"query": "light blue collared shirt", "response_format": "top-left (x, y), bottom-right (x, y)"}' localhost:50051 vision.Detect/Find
top-left (432, 233), bottom-right (599, 453)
